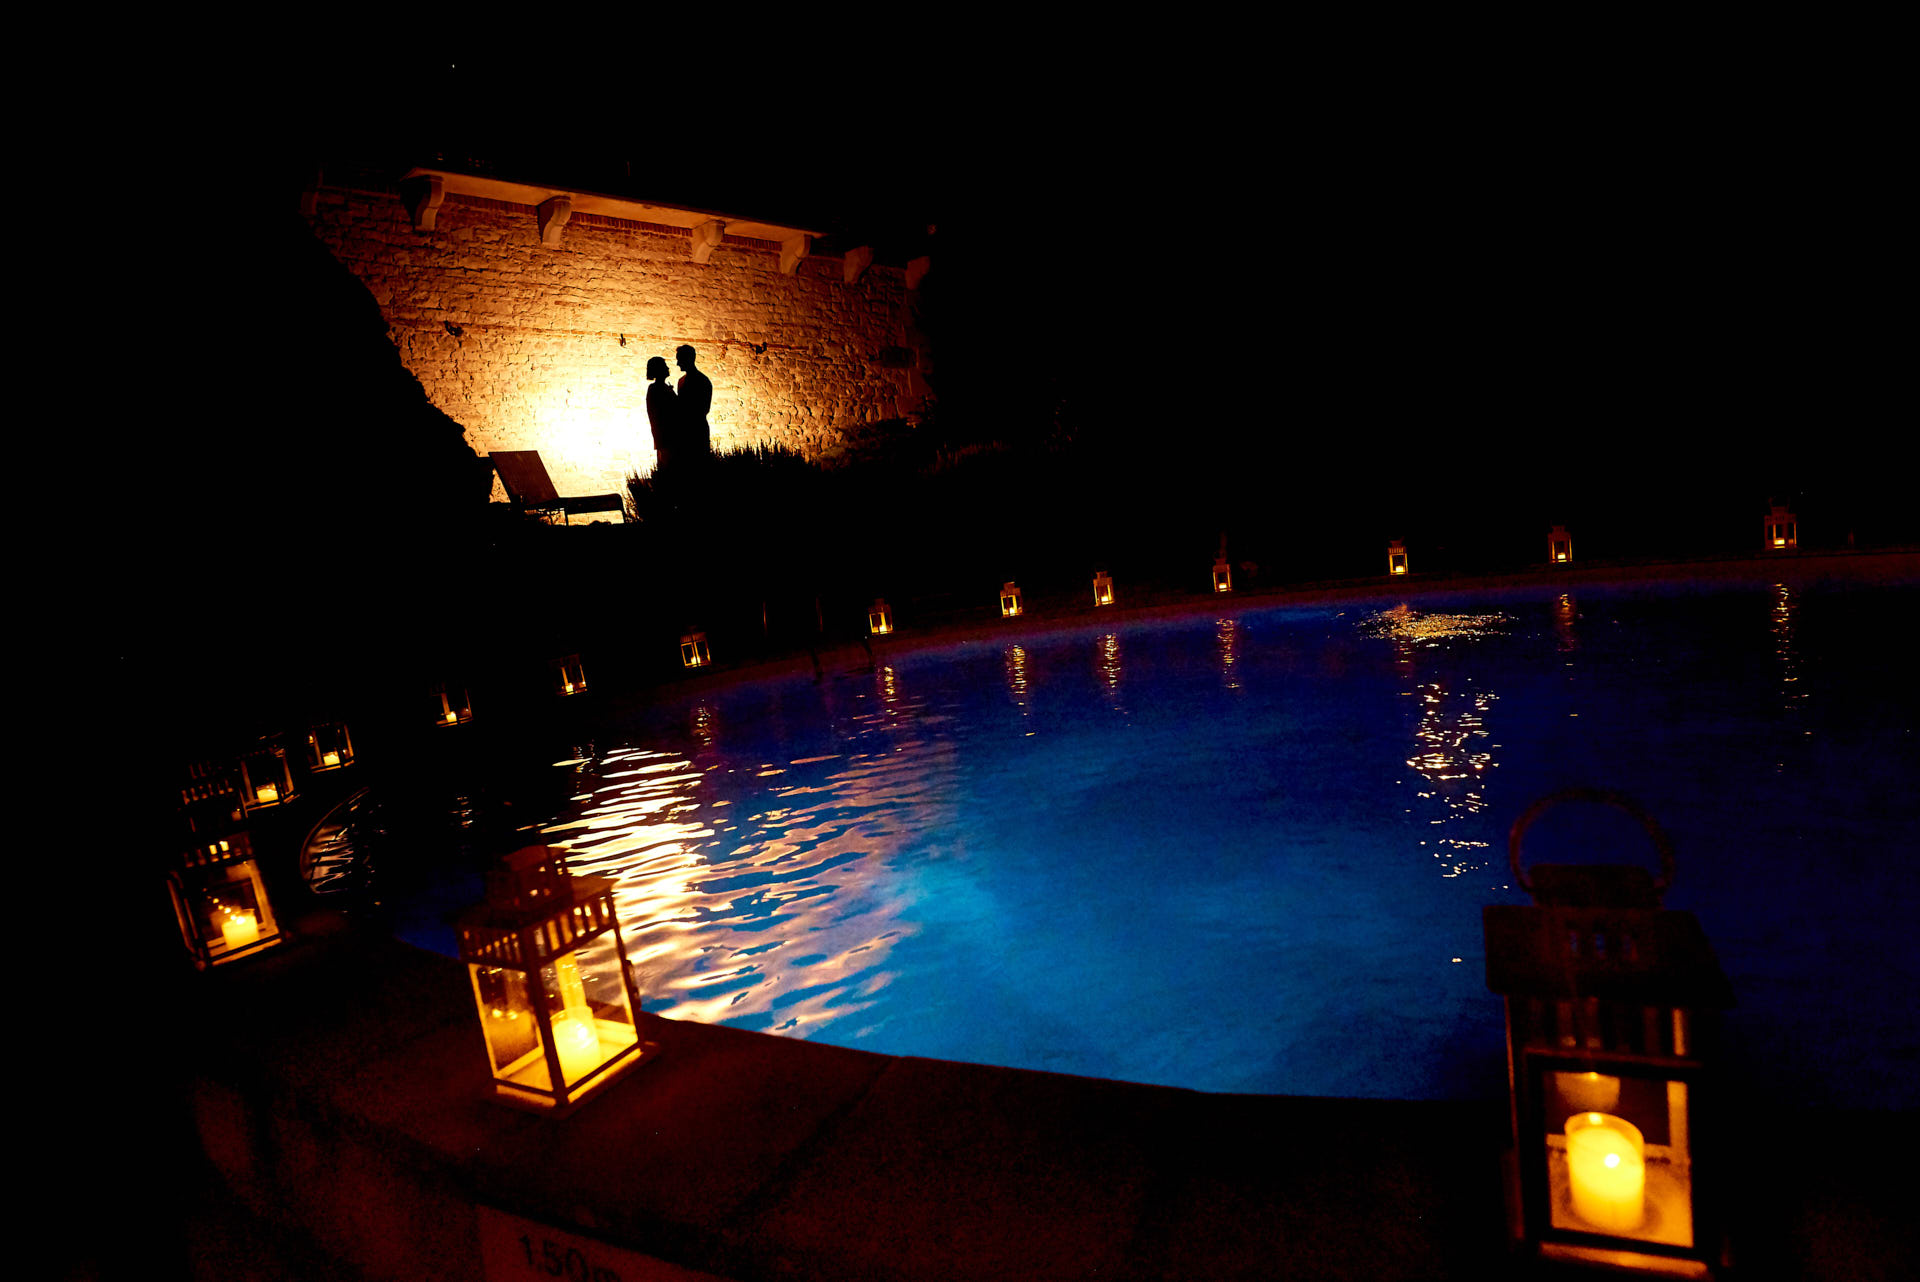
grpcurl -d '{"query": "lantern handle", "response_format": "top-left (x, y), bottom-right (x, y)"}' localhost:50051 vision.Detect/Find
top-left (1508, 787), bottom-right (1676, 895)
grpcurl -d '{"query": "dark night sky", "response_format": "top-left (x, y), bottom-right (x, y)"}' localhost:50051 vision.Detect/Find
top-left (233, 42), bottom-right (1898, 513)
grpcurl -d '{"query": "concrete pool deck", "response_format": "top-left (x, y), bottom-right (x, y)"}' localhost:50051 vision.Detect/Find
top-left (178, 922), bottom-right (1913, 1281)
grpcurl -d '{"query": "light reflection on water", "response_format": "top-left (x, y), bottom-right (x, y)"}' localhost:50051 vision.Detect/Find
top-left (390, 580), bottom-right (1919, 1106)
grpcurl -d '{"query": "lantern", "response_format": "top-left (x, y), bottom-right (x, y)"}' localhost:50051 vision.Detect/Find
top-left (305, 721), bottom-right (354, 772)
top-left (1550, 526), bottom-right (1573, 564)
top-left (680, 631), bottom-right (711, 668)
top-left (237, 739), bottom-right (297, 812)
top-left (868, 599), bottom-right (894, 635)
top-left (1000, 582), bottom-right (1023, 617)
top-left (1485, 789), bottom-right (1733, 1276)
top-left (1763, 504), bottom-right (1797, 551)
top-left (432, 681), bottom-right (474, 727)
top-left (1388, 540), bottom-right (1409, 576)
top-left (552, 654), bottom-right (588, 697)
top-left (169, 827), bottom-right (283, 969)
top-left (1093, 570), bottom-right (1114, 607)
top-left (1212, 557), bottom-right (1232, 593)
top-left (455, 846), bottom-right (657, 1114)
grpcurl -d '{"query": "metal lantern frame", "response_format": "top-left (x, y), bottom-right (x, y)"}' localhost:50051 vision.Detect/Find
top-left (1485, 789), bottom-right (1733, 1278)
top-left (868, 599), bottom-right (894, 635)
top-left (1550, 526), bottom-right (1573, 564)
top-left (432, 681), bottom-right (475, 727)
top-left (455, 847), bottom-right (658, 1115)
top-left (237, 740), bottom-right (298, 812)
top-left (680, 631), bottom-right (712, 668)
top-left (170, 830), bottom-right (284, 969)
top-left (305, 721), bottom-right (355, 772)
top-left (552, 654), bottom-right (589, 697)
top-left (1764, 505), bottom-right (1797, 551)
top-left (1092, 570), bottom-right (1114, 607)
top-left (1000, 582), bottom-right (1023, 617)
top-left (1388, 540), bottom-right (1409, 576)
top-left (1212, 557), bottom-right (1232, 593)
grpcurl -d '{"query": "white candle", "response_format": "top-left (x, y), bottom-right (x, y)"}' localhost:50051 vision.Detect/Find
top-left (1566, 1112), bottom-right (1646, 1233)
top-left (550, 1013), bottom-right (600, 1082)
top-left (322, 750), bottom-right (341, 767)
top-left (219, 910), bottom-right (260, 951)
top-left (1555, 1071), bottom-right (1621, 1117)
top-left (446, 709), bottom-right (460, 723)
top-left (255, 783), bottom-right (279, 804)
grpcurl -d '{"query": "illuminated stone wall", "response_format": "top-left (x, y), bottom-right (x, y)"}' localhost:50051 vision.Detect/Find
top-left (305, 177), bottom-right (928, 513)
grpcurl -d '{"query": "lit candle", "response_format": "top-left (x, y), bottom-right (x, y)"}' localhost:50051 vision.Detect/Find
top-left (563, 680), bottom-right (574, 693)
top-left (550, 1013), bottom-right (600, 1082)
top-left (322, 750), bottom-right (341, 767)
top-left (219, 910), bottom-right (260, 951)
top-left (446, 709), bottom-right (460, 724)
top-left (1555, 1070), bottom-right (1621, 1116)
top-left (1566, 1112), bottom-right (1645, 1233)
top-left (255, 783), bottom-right (279, 804)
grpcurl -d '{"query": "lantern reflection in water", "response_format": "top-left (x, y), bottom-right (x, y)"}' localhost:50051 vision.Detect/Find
top-left (456, 846), bottom-right (656, 1115)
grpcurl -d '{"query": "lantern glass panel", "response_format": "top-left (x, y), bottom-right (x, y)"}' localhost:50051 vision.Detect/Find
top-left (307, 723), bottom-right (353, 771)
top-left (172, 854), bottom-right (281, 966)
top-left (554, 656), bottom-right (587, 695)
top-left (1534, 1060), bottom-right (1695, 1250)
top-left (239, 750), bottom-right (294, 809)
top-left (1213, 562), bottom-right (1231, 592)
top-left (869, 606), bottom-right (892, 635)
top-left (433, 685), bottom-right (472, 725)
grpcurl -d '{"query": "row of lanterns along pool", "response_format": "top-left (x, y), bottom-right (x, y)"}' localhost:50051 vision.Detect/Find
top-left (664, 511), bottom-right (1807, 673)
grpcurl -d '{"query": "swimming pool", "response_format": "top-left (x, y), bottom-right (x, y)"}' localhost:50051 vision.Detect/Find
top-left (388, 572), bottom-right (1919, 1107)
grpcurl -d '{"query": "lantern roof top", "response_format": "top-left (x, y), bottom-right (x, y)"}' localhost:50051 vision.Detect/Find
top-left (1483, 898), bottom-right (1734, 1008)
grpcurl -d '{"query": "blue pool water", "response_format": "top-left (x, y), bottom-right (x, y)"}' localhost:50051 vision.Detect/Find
top-left (394, 573), bottom-right (1920, 1107)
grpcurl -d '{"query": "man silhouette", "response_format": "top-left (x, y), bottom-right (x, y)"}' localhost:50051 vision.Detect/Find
top-left (675, 344), bottom-right (713, 458)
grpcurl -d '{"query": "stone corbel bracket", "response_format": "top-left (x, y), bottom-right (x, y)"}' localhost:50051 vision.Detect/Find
top-left (690, 219), bottom-right (726, 264)
top-left (537, 196), bottom-right (573, 248)
top-left (780, 233), bottom-right (811, 275)
top-left (843, 245), bottom-right (874, 284)
top-left (402, 174), bottom-right (445, 233)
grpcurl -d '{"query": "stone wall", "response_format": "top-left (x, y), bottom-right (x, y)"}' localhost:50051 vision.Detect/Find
top-left (305, 176), bottom-right (929, 512)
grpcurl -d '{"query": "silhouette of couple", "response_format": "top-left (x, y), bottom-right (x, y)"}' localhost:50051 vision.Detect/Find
top-left (647, 344), bottom-right (713, 474)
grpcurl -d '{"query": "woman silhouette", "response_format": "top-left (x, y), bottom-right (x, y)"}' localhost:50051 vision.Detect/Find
top-left (646, 355), bottom-right (678, 473)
